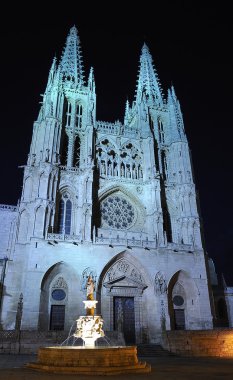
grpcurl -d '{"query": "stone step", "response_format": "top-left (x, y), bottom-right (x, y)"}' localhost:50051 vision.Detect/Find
top-left (137, 344), bottom-right (174, 357)
top-left (27, 346), bottom-right (152, 375)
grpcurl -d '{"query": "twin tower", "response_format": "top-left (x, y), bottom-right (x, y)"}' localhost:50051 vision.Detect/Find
top-left (22, 26), bottom-right (200, 248)
top-left (1, 26), bottom-right (213, 339)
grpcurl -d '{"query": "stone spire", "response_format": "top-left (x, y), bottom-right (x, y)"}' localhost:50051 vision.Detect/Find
top-left (45, 57), bottom-right (57, 92)
top-left (167, 85), bottom-right (186, 142)
top-left (88, 66), bottom-right (95, 93)
top-left (124, 99), bottom-right (130, 125)
top-left (60, 26), bottom-right (85, 87)
top-left (136, 43), bottom-right (164, 107)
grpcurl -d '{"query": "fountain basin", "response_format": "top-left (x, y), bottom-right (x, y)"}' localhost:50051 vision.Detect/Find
top-left (27, 346), bottom-right (151, 374)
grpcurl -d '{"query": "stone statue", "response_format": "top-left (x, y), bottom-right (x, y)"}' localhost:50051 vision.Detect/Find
top-left (154, 272), bottom-right (167, 295)
top-left (86, 275), bottom-right (95, 300)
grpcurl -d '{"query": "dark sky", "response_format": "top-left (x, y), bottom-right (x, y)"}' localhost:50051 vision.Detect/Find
top-left (0, 3), bottom-right (232, 283)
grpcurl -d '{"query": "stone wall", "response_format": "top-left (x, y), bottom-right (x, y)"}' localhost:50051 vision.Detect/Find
top-left (162, 329), bottom-right (233, 357)
top-left (0, 205), bottom-right (17, 258)
top-left (0, 330), bottom-right (66, 354)
top-left (225, 288), bottom-right (233, 327)
top-left (0, 330), bottom-right (124, 354)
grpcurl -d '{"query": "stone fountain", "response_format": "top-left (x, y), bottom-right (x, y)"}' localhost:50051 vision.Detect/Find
top-left (27, 275), bottom-right (151, 374)
top-left (73, 275), bottom-right (105, 347)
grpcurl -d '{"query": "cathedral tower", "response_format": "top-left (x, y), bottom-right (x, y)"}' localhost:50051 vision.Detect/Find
top-left (0, 27), bottom-right (213, 341)
top-left (20, 26), bottom-right (96, 243)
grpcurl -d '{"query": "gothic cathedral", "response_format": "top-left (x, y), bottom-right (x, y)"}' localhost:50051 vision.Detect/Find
top-left (0, 26), bottom-right (213, 344)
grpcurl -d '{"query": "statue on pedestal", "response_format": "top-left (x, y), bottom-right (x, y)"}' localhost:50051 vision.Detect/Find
top-left (86, 275), bottom-right (95, 300)
top-left (73, 274), bottom-right (104, 347)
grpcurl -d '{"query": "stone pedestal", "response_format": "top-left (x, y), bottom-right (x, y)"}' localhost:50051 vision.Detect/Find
top-left (74, 315), bottom-right (104, 347)
top-left (27, 346), bottom-right (151, 374)
top-left (83, 299), bottom-right (98, 316)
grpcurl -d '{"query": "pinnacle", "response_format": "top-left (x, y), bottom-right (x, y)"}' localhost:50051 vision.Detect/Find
top-left (69, 25), bottom-right (78, 35)
top-left (141, 43), bottom-right (149, 54)
top-left (135, 43), bottom-right (164, 106)
top-left (60, 25), bottom-right (85, 86)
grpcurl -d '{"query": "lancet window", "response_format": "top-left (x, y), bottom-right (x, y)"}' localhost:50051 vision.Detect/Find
top-left (74, 134), bottom-right (81, 167)
top-left (120, 142), bottom-right (143, 180)
top-left (66, 102), bottom-right (72, 127)
top-left (158, 119), bottom-right (165, 144)
top-left (161, 150), bottom-right (168, 180)
top-left (57, 192), bottom-right (72, 234)
top-left (76, 103), bottom-right (82, 128)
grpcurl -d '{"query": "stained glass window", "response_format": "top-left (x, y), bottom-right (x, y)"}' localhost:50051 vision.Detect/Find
top-left (58, 194), bottom-right (72, 234)
top-left (101, 196), bottom-right (135, 229)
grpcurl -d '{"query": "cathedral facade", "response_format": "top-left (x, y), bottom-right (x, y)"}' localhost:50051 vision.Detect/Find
top-left (0, 26), bottom-right (214, 344)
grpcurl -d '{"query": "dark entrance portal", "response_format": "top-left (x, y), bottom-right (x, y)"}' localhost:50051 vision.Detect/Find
top-left (114, 297), bottom-right (135, 344)
top-left (50, 305), bottom-right (65, 330)
top-left (174, 309), bottom-right (185, 330)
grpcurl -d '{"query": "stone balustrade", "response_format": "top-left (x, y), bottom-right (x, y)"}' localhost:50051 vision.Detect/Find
top-left (0, 204), bottom-right (18, 212)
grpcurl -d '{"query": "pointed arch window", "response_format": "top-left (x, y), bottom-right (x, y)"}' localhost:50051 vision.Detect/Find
top-left (58, 193), bottom-right (72, 234)
top-left (66, 102), bottom-right (72, 127)
top-left (161, 150), bottom-right (167, 180)
top-left (74, 134), bottom-right (81, 167)
top-left (76, 104), bottom-right (82, 128)
top-left (158, 119), bottom-right (165, 144)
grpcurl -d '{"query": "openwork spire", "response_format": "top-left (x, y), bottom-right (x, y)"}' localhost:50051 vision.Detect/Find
top-left (167, 86), bottom-right (186, 141)
top-left (136, 44), bottom-right (163, 107)
top-left (124, 99), bottom-right (130, 125)
top-left (45, 57), bottom-right (57, 92)
top-left (60, 26), bottom-right (85, 86)
top-left (88, 67), bottom-right (95, 92)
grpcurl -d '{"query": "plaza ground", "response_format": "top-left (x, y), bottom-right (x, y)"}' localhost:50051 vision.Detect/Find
top-left (0, 354), bottom-right (233, 379)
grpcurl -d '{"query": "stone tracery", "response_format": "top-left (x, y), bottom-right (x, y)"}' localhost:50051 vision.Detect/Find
top-left (96, 139), bottom-right (143, 180)
top-left (100, 195), bottom-right (135, 229)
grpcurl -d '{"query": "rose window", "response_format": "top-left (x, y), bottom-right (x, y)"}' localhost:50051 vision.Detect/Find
top-left (101, 196), bottom-right (135, 229)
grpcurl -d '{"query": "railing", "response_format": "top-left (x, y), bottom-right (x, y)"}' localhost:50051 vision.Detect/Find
top-left (96, 121), bottom-right (121, 135)
top-left (46, 233), bottom-right (194, 252)
top-left (59, 166), bottom-right (80, 173)
top-left (95, 235), bottom-right (158, 249)
top-left (47, 233), bottom-right (82, 242)
top-left (122, 126), bottom-right (139, 138)
top-left (0, 204), bottom-right (18, 212)
top-left (96, 121), bottom-right (139, 138)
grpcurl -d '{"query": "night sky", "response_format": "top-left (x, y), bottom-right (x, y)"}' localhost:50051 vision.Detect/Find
top-left (0, 3), bottom-right (232, 283)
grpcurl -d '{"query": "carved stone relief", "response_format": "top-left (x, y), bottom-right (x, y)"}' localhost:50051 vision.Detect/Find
top-left (154, 271), bottom-right (167, 295)
top-left (105, 259), bottom-right (144, 285)
top-left (52, 276), bottom-right (68, 289)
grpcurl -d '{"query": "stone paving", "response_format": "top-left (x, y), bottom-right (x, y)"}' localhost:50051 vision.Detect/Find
top-left (0, 354), bottom-right (233, 379)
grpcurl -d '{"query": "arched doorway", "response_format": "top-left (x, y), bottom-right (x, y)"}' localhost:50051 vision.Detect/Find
top-left (38, 262), bottom-right (79, 331)
top-left (97, 252), bottom-right (148, 344)
top-left (167, 270), bottom-right (200, 330)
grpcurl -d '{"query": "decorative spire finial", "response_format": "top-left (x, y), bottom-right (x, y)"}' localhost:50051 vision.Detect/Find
top-left (60, 26), bottom-right (85, 87)
top-left (135, 43), bottom-right (163, 107)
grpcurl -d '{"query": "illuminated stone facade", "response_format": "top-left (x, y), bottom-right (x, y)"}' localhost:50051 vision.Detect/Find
top-left (0, 26), bottom-right (220, 342)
